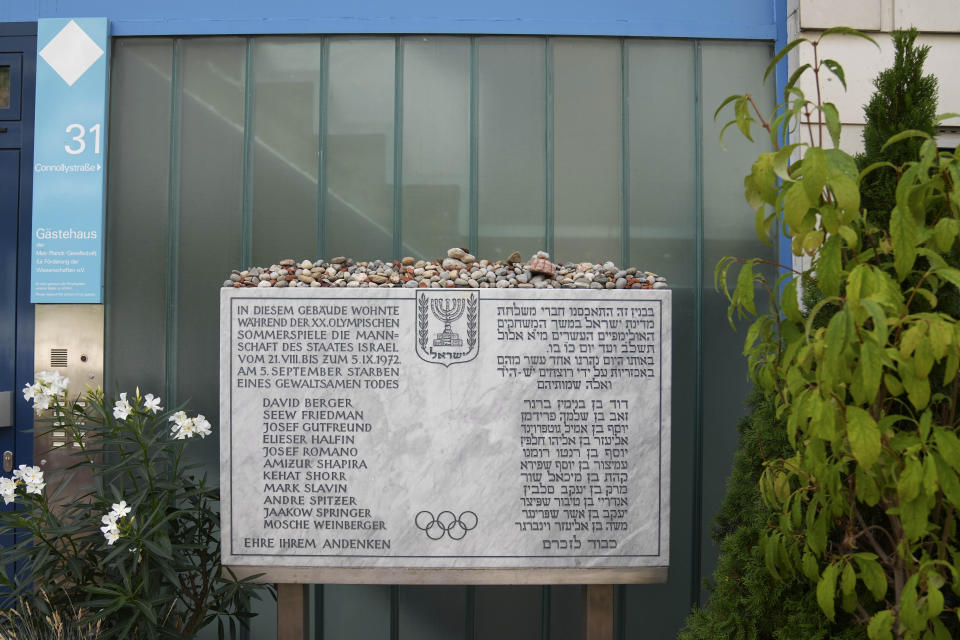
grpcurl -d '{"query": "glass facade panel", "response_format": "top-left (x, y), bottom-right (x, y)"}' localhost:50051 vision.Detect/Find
top-left (251, 38), bottom-right (323, 266)
top-left (176, 38), bottom-right (246, 466)
top-left (476, 37), bottom-right (546, 261)
top-left (622, 38), bottom-right (699, 633)
top-left (106, 39), bottom-right (172, 393)
top-left (553, 37), bottom-right (621, 263)
top-left (401, 36), bottom-right (470, 259)
top-left (698, 39), bottom-right (776, 598)
top-left (326, 37), bottom-right (396, 261)
top-left (102, 34), bottom-right (775, 640)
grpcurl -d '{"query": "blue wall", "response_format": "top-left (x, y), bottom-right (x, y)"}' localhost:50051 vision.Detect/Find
top-left (2, 0), bottom-right (776, 39)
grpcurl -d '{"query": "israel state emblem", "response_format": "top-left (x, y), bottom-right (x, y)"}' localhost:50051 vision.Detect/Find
top-left (415, 291), bottom-right (479, 366)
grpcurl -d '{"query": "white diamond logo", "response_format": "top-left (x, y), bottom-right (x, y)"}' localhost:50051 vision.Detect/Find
top-left (39, 20), bottom-right (104, 87)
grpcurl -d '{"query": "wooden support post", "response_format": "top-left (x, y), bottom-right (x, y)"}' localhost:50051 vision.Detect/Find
top-left (277, 583), bottom-right (309, 640)
top-left (584, 584), bottom-right (614, 640)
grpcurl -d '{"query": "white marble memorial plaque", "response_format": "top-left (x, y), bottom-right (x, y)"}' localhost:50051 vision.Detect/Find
top-left (220, 288), bottom-right (671, 583)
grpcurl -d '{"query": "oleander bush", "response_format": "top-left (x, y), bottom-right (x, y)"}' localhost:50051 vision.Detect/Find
top-left (0, 373), bottom-right (270, 639)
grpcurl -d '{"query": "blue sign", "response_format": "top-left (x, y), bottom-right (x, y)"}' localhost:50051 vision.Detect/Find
top-left (30, 18), bottom-right (110, 303)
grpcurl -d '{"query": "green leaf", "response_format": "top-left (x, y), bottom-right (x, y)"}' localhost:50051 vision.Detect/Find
top-left (812, 396), bottom-right (837, 440)
top-left (840, 561), bottom-right (856, 596)
top-left (773, 144), bottom-right (801, 182)
top-left (736, 260), bottom-right (757, 315)
top-left (898, 456), bottom-right (923, 502)
top-left (735, 97), bottom-right (754, 142)
top-left (809, 507), bottom-right (828, 554)
top-left (933, 428), bottom-right (960, 472)
top-left (901, 370), bottom-right (931, 410)
top-left (928, 585), bottom-right (944, 618)
top-left (764, 532), bottom-right (782, 580)
top-left (856, 465), bottom-right (881, 506)
top-left (818, 235), bottom-right (842, 297)
top-left (784, 181), bottom-right (812, 229)
top-left (899, 495), bottom-right (928, 541)
top-left (914, 337), bottom-right (934, 379)
top-left (934, 454), bottom-right (960, 507)
top-left (826, 149), bottom-right (860, 178)
top-left (820, 60), bottom-right (846, 90)
top-left (713, 94), bottom-right (741, 121)
top-left (854, 341), bottom-right (883, 405)
top-left (764, 38), bottom-right (808, 82)
top-left (783, 63), bottom-right (811, 100)
top-left (823, 102), bottom-right (841, 147)
top-left (859, 160), bottom-right (897, 181)
top-left (882, 129), bottom-right (932, 151)
top-left (867, 610), bottom-right (894, 640)
top-left (846, 406), bottom-right (881, 468)
top-left (933, 217), bottom-right (958, 252)
top-left (830, 174), bottom-right (860, 216)
top-left (855, 555), bottom-right (888, 600)
top-left (802, 550), bottom-right (820, 581)
top-left (818, 27), bottom-right (879, 48)
top-left (803, 147), bottom-right (828, 204)
top-left (890, 206), bottom-right (918, 281)
top-left (934, 267), bottom-right (960, 291)
top-left (817, 563), bottom-right (839, 621)
top-left (782, 277), bottom-right (803, 324)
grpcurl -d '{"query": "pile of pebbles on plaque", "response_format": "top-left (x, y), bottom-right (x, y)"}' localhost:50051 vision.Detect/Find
top-left (223, 249), bottom-right (668, 290)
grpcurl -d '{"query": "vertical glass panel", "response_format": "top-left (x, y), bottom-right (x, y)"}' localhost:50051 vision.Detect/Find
top-left (553, 38), bottom-right (621, 264)
top-left (628, 41), bottom-right (696, 286)
top-left (176, 38), bottom-right (246, 464)
top-left (699, 40), bottom-right (775, 597)
top-left (326, 37), bottom-right (395, 261)
top-left (622, 39), bottom-right (699, 638)
top-left (550, 585), bottom-right (584, 640)
top-left (251, 38), bottom-right (322, 266)
top-left (399, 586), bottom-right (466, 640)
top-left (476, 37), bottom-right (546, 261)
top-left (324, 585), bottom-right (392, 640)
top-left (475, 586), bottom-right (541, 639)
top-left (106, 39), bottom-right (173, 394)
top-left (401, 36), bottom-right (470, 260)
top-left (0, 66), bottom-right (9, 108)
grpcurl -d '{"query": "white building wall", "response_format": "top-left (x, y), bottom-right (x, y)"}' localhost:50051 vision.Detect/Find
top-left (789, 0), bottom-right (960, 154)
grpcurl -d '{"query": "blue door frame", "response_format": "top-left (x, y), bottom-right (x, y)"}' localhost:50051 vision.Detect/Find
top-left (0, 23), bottom-right (36, 504)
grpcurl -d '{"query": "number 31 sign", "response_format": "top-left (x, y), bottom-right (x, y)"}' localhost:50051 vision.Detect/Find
top-left (30, 18), bottom-right (110, 304)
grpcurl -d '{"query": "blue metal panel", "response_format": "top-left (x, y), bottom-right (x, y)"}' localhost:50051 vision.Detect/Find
top-left (15, 31), bottom-right (36, 478)
top-left (3, 0), bottom-right (777, 39)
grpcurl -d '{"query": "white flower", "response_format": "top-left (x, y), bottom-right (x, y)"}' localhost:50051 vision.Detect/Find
top-left (22, 382), bottom-right (38, 402)
top-left (101, 524), bottom-right (120, 545)
top-left (36, 371), bottom-right (69, 396)
top-left (101, 501), bottom-right (131, 545)
top-left (168, 411), bottom-right (214, 440)
top-left (0, 477), bottom-right (16, 505)
top-left (23, 372), bottom-right (69, 411)
top-left (109, 501), bottom-right (132, 519)
top-left (193, 415), bottom-right (213, 439)
top-left (113, 392), bottom-right (132, 420)
top-left (143, 394), bottom-right (162, 414)
top-left (14, 466), bottom-right (45, 495)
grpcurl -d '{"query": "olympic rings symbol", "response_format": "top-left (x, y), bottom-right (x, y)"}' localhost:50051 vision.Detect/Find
top-left (414, 510), bottom-right (478, 541)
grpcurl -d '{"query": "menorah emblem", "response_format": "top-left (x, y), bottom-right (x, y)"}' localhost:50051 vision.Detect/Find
top-left (431, 298), bottom-right (465, 347)
top-left (416, 291), bottom-right (479, 367)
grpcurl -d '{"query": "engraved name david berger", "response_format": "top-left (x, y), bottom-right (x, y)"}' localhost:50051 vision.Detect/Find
top-left (415, 291), bottom-right (479, 366)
